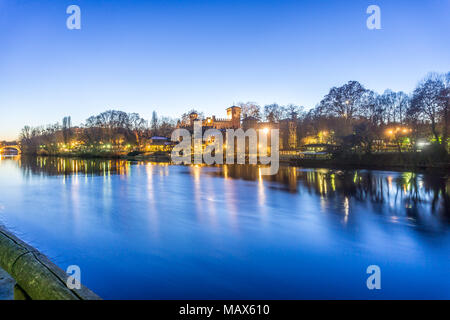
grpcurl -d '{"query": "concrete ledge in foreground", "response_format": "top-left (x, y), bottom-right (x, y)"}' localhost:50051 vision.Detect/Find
top-left (0, 226), bottom-right (101, 300)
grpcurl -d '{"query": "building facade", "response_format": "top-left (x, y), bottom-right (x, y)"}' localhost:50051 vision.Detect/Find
top-left (178, 106), bottom-right (298, 151)
top-left (179, 106), bottom-right (242, 130)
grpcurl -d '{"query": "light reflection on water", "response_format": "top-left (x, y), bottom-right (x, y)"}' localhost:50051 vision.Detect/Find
top-left (0, 155), bottom-right (449, 299)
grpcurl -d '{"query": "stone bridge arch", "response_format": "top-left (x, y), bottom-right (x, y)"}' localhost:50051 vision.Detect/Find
top-left (0, 145), bottom-right (21, 154)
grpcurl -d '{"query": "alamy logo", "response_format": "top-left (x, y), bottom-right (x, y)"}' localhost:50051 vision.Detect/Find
top-left (66, 5), bottom-right (81, 30)
top-left (171, 122), bottom-right (280, 175)
top-left (66, 265), bottom-right (81, 290)
top-left (366, 5), bottom-right (381, 30)
top-left (366, 265), bottom-right (381, 290)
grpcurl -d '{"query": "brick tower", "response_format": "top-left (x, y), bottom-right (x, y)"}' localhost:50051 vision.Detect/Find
top-left (226, 106), bottom-right (241, 129)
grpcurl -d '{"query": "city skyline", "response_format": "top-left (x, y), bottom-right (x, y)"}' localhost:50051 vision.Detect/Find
top-left (1, 0), bottom-right (450, 140)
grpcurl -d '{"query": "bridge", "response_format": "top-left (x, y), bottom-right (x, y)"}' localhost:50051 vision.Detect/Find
top-left (0, 145), bottom-right (21, 154)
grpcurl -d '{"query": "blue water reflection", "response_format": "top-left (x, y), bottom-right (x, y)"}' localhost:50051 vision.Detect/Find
top-left (0, 156), bottom-right (449, 299)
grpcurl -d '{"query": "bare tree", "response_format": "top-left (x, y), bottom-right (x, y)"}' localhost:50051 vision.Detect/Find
top-left (396, 92), bottom-right (410, 124)
top-left (238, 102), bottom-right (262, 120)
top-left (410, 74), bottom-right (445, 143)
top-left (128, 113), bottom-right (148, 147)
top-left (440, 72), bottom-right (450, 147)
top-left (157, 117), bottom-right (177, 137)
top-left (283, 104), bottom-right (303, 119)
top-left (317, 81), bottom-right (368, 119)
top-left (264, 104), bottom-right (283, 122)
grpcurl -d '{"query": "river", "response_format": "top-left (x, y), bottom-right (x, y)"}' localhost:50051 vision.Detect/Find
top-left (0, 155), bottom-right (449, 299)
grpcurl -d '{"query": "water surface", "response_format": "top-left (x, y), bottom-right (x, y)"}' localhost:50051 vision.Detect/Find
top-left (0, 156), bottom-right (449, 299)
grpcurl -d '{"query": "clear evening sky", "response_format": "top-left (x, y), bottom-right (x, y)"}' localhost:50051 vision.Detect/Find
top-left (0, 0), bottom-right (449, 140)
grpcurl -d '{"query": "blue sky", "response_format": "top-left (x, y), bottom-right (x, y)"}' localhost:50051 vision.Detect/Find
top-left (0, 0), bottom-right (449, 140)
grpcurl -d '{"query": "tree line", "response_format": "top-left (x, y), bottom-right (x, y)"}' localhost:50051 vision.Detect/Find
top-left (239, 72), bottom-right (449, 154)
top-left (19, 71), bottom-right (448, 156)
top-left (19, 110), bottom-right (177, 154)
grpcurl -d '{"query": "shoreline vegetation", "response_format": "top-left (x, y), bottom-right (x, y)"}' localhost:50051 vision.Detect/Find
top-left (288, 153), bottom-right (450, 173)
top-left (1, 71), bottom-right (448, 173)
top-left (7, 151), bottom-right (449, 175)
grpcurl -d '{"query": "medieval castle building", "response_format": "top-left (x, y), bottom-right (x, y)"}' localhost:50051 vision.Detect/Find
top-left (177, 106), bottom-right (298, 150)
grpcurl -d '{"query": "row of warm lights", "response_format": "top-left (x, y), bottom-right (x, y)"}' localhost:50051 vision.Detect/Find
top-left (39, 142), bottom-right (137, 149)
top-left (386, 127), bottom-right (413, 136)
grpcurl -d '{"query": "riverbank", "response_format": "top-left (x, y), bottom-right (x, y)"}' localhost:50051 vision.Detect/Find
top-left (288, 159), bottom-right (450, 173)
top-left (286, 152), bottom-right (450, 173)
top-left (15, 151), bottom-right (450, 175)
top-left (22, 151), bottom-right (171, 162)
